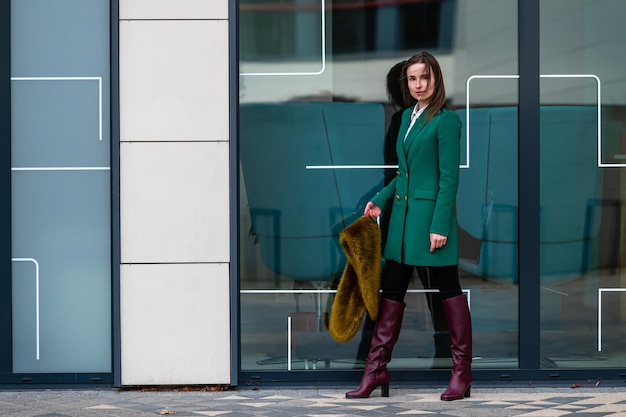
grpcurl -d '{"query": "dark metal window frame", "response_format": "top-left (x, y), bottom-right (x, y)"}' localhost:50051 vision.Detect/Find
top-left (230, 0), bottom-right (241, 387)
top-left (232, 0), bottom-right (626, 386)
top-left (0, 0), bottom-right (12, 378)
top-left (0, 0), bottom-right (119, 388)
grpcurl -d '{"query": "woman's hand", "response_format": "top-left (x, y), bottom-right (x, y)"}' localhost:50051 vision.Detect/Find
top-left (429, 233), bottom-right (448, 253)
top-left (364, 202), bottom-right (381, 218)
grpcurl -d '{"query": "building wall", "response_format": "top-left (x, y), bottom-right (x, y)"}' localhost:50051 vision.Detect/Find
top-left (118, 0), bottom-right (231, 385)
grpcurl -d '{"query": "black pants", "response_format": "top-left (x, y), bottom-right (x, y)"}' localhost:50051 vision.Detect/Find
top-left (355, 260), bottom-right (458, 360)
top-left (381, 260), bottom-right (462, 302)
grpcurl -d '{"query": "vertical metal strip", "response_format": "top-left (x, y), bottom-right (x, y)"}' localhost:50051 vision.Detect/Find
top-left (518, 0), bottom-right (541, 370)
top-left (230, 0), bottom-right (241, 387)
top-left (110, 0), bottom-right (122, 387)
top-left (0, 0), bottom-right (13, 373)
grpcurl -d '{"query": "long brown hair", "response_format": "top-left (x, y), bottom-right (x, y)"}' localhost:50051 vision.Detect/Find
top-left (400, 51), bottom-right (448, 123)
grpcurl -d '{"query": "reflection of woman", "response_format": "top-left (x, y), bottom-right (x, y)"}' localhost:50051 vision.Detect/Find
top-left (354, 61), bottom-right (407, 363)
top-left (346, 52), bottom-right (472, 401)
top-left (382, 61), bottom-right (408, 196)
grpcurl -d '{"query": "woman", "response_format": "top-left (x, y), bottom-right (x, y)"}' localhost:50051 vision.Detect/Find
top-left (345, 52), bottom-right (472, 401)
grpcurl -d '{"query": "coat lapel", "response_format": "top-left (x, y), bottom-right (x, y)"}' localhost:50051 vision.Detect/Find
top-left (395, 110), bottom-right (412, 172)
top-left (403, 111), bottom-right (427, 155)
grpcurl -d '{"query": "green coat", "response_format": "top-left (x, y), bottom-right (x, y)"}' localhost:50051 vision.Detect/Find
top-left (370, 107), bottom-right (461, 266)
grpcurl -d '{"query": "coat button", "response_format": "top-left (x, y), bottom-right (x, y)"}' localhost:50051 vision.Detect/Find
top-left (395, 195), bottom-right (400, 201)
top-left (396, 170), bottom-right (400, 176)
top-left (404, 196), bottom-right (408, 201)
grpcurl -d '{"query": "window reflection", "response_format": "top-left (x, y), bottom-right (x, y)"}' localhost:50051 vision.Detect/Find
top-left (539, 0), bottom-right (626, 368)
top-left (239, 0), bottom-right (452, 62)
top-left (239, 0), bottom-right (522, 372)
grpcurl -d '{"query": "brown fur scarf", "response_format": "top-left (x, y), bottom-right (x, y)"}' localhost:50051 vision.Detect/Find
top-left (329, 215), bottom-right (382, 342)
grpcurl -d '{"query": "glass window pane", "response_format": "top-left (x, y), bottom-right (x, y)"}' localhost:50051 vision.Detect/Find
top-left (239, 0), bottom-right (519, 373)
top-left (11, 0), bottom-right (111, 373)
top-left (540, 0), bottom-right (626, 368)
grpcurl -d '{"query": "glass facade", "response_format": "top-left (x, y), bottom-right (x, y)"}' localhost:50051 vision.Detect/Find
top-left (2, 0), bottom-right (626, 387)
top-left (238, 0), bottom-right (626, 381)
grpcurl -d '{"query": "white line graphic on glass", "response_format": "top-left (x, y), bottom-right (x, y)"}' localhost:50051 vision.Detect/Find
top-left (240, 0), bottom-right (326, 76)
top-left (465, 74), bottom-right (602, 168)
top-left (11, 77), bottom-right (108, 172)
top-left (243, 289), bottom-right (470, 370)
top-left (308, 75), bottom-right (602, 170)
top-left (11, 167), bottom-right (110, 171)
top-left (12, 258), bottom-right (41, 360)
top-left (597, 288), bottom-right (626, 351)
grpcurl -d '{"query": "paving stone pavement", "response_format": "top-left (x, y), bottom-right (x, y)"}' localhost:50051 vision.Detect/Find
top-left (1, 386), bottom-right (626, 417)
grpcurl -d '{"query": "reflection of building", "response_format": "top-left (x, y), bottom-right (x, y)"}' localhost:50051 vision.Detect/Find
top-left (1, 0), bottom-right (626, 389)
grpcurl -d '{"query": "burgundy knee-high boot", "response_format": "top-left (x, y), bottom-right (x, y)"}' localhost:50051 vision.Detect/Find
top-left (346, 298), bottom-right (405, 398)
top-left (440, 294), bottom-right (473, 401)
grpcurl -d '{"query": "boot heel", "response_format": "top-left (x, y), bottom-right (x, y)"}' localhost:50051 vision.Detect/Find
top-left (381, 383), bottom-right (390, 397)
top-left (344, 298), bottom-right (405, 400)
top-left (464, 386), bottom-right (471, 398)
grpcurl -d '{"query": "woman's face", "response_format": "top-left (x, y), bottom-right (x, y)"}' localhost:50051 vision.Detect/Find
top-left (406, 62), bottom-right (435, 105)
